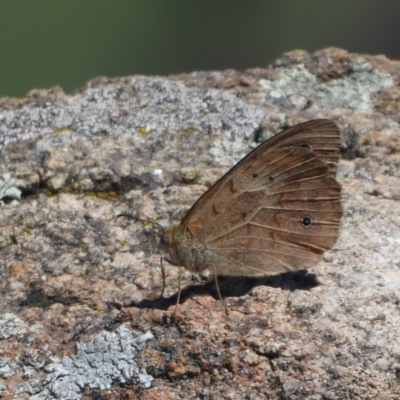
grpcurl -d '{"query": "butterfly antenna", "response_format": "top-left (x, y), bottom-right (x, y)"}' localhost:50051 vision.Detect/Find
top-left (116, 213), bottom-right (164, 235)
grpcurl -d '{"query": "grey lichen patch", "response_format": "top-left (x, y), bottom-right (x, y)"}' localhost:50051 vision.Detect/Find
top-left (0, 173), bottom-right (21, 206)
top-left (209, 138), bottom-right (252, 165)
top-left (0, 74), bottom-right (265, 197)
top-left (33, 326), bottom-right (153, 400)
top-left (0, 313), bottom-right (28, 340)
top-left (0, 76), bottom-right (263, 153)
top-left (0, 358), bottom-right (20, 379)
top-left (0, 314), bottom-right (45, 396)
top-left (260, 58), bottom-right (393, 110)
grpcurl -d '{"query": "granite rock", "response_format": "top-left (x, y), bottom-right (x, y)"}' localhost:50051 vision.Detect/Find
top-left (0, 47), bottom-right (399, 399)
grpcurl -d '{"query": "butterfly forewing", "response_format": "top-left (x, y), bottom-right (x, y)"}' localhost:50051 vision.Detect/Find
top-left (177, 119), bottom-right (343, 276)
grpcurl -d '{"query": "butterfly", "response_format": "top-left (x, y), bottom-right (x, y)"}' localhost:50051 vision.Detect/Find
top-left (157, 119), bottom-right (343, 313)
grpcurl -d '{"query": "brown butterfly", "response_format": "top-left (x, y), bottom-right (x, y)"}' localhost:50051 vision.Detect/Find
top-left (157, 119), bottom-right (343, 313)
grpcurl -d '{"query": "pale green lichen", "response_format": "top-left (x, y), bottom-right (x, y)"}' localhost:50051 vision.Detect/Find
top-left (181, 170), bottom-right (202, 184)
top-left (52, 126), bottom-right (72, 134)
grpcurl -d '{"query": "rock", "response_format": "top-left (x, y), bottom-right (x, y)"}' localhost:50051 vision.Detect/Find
top-left (0, 47), bottom-right (400, 399)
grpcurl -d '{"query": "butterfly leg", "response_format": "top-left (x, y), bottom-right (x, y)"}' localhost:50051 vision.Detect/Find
top-left (212, 265), bottom-right (229, 316)
top-left (173, 266), bottom-right (183, 317)
top-left (158, 257), bottom-right (166, 299)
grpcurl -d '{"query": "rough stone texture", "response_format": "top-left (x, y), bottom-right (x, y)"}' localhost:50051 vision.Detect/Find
top-left (0, 47), bottom-right (400, 399)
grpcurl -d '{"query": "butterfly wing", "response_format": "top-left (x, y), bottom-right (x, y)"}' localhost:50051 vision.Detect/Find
top-left (180, 119), bottom-right (343, 276)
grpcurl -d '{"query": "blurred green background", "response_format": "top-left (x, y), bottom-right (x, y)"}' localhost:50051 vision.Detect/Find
top-left (1, 0), bottom-right (400, 98)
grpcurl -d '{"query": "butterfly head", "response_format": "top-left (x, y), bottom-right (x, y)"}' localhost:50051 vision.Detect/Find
top-left (158, 224), bottom-right (184, 264)
top-left (158, 230), bottom-right (172, 253)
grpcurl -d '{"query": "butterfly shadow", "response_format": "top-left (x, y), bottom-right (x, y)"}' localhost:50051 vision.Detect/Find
top-left (134, 269), bottom-right (320, 311)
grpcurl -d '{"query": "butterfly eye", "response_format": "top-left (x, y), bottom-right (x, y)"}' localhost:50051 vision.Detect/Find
top-left (252, 173), bottom-right (259, 179)
top-left (301, 216), bottom-right (313, 228)
top-left (268, 176), bottom-right (274, 181)
top-left (160, 232), bottom-right (171, 247)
